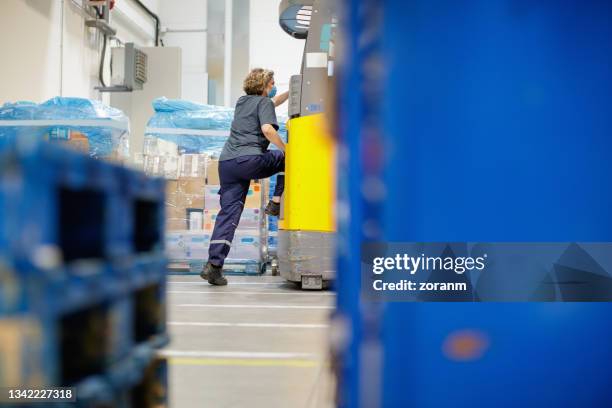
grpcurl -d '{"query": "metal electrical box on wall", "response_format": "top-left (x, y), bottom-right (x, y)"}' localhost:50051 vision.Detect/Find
top-left (110, 47), bottom-right (182, 163)
top-left (110, 43), bottom-right (148, 91)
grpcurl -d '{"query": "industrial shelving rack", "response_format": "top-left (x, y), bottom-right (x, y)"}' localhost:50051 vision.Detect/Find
top-left (0, 139), bottom-right (168, 407)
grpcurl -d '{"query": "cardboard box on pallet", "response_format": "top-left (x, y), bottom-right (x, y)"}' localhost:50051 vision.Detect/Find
top-left (165, 178), bottom-right (206, 231)
top-left (206, 159), bottom-right (220, 185)
top-left (179, 154), bottom-right (208, 178)
top-left (203, 208), bottom-right (262, 230)
top-left (166, 179), bottom-right (205, 207)
top-left (144, 155), bottom-right (180, 179)
top-left (143, 136), bottom-right (179, 156)
top-left (204, 182), bottom-right (263, 211)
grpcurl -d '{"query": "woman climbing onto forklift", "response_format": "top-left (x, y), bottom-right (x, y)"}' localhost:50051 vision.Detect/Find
top-left (202, 68), bottom-right (288, 286)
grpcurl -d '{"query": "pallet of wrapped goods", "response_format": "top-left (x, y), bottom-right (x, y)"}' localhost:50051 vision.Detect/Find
top-left (0, 97), bottom-right (130, 163)
top-left (165, 179), bottom-right (267, 273)
top-left (165, 230), bottom-right (264, 275)
top-left (166, 226), bottom-right (264, 261)
top-left (144, 98), bottom-right (276, 274)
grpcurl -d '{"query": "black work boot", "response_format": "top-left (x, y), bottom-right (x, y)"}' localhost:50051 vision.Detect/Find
top-left (265, 200), bottom-right (281, 217)
top-left (201, 262), bottom-right (228, 286)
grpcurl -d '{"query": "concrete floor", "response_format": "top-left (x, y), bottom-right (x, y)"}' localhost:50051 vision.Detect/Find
top-left (161, 275), bottom-right (336, 408)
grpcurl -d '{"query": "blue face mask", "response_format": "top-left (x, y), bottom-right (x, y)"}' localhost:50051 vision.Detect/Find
top-left (268, 86), bottom-right (277, 99)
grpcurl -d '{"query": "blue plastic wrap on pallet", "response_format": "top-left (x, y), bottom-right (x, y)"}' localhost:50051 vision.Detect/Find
top-left (0, 101), bottom-right (47, 147)
top-left (0, 97), bottom-right (130, 160)
top-left (144, 97), bottom-right (288, 157)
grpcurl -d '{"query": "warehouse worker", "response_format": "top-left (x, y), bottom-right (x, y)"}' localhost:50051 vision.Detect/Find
top-left (202, 68), bottom-right (288, 286)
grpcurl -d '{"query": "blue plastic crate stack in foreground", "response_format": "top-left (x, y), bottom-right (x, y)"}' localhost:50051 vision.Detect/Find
top-left (0, 139), bottom-right (168, 407)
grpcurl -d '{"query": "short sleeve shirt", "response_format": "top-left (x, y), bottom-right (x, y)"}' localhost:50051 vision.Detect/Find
top-left (219, 95), bottom-right (279, 161)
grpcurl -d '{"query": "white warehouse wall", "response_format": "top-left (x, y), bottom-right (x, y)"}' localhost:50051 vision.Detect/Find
top-left (159, 0), bottom-right (208, 104)
top-left (0, 0), bottom-right (159, 105)
top-left (249, 0), bottom-right (304, 114)
top-left (0, 0), bottom-right (64, 104)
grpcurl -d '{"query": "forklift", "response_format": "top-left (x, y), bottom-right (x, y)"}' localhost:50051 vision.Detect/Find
top-left (277, 0), bottom-right (336, 289)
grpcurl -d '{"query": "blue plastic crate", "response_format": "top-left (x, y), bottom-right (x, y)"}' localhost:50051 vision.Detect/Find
top-left (131, 253), bottom-right (168, 289)
top-left (0, 140), bottom-right (131, 267)
top-left (14, 300), bottom-right (124, 389)
top-left (40, 262), bottom-right (124, 316)
top-left (0, 138), bottom-right (168, 406)
top-left (3, 283), bottom-right (168, 392)
top-left (0, 255), bottom-right (28, 314)
top-left (110, 354), bottom-right (168, 407)
top-left (0, 138), bottom-right (168, 311)
top-left (131, 277), bottom-right (168, 348)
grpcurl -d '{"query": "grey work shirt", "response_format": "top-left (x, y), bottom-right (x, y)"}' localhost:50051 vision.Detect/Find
top-left (219, 95), bottom-right (279, 161)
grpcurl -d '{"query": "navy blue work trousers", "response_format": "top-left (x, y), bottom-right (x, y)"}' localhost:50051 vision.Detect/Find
top-left (208, 150), bottom-right (285, 267)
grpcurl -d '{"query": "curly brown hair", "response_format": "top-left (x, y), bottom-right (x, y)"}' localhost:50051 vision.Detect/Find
top-left (243, 68), bottom-right (274, 96)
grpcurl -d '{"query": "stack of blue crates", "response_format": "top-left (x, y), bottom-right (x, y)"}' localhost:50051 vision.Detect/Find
top-left (0, 139), bottom-right (168, 406)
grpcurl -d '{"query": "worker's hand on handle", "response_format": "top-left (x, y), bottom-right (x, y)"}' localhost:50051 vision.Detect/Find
top-left (272, 91), bottom-right (290, 108)
top-left (261, 124), bottom-right (286, 152)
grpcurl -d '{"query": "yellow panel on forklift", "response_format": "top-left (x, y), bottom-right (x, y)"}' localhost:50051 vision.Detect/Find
top-left (280, 113), bottom-right (336, 233)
